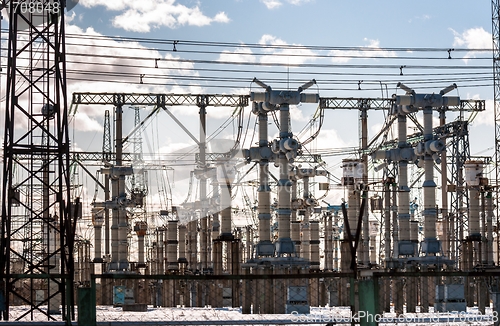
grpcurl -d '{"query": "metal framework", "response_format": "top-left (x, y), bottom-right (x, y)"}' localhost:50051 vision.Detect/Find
top-left (1, 0), bottom-right (73, 321)
top-left (447, 121), bottom-right (470, 265)
top-left (103, 110), bottom-right (112, 162)
top-left (492, 0), bottom-right (500, 265)
top-left (72, 93), bottom-right (249, 107)
top-left (320, 97), bottom-right (485, 112)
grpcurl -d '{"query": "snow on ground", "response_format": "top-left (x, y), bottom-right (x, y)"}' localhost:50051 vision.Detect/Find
top-left (5, 305), bottom-right (499, 325)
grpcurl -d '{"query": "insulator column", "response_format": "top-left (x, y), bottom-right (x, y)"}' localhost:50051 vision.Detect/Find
top-left (465, 161), bottom-right (484, 238)
top-left (324, 213), bottom-right (333, 271)
top-left (469, 188), bottom-right (481, 237)
top-left (92, 209), bottom-right (104, 263)
top-left (422, 106), bottom-right (438, 253)
top-left (275, 103), bottom-right (294, 255)
top-left (333, 211), bottom-right (340, 271)
top-left (398, 113), bottom-right (413, 256)
top-left (218, 161), bottom-right (234, 238)
top-left (384, 179), bottom-right (392, 266)
top-left (111, 175), bottom-right (119, 267)
top-left (343, 160), bottom-right (362, 242)
top-left (439, 110), bottom-right (450, 258)
top-left (486, 191), bottom-right (494, 265)
top-left (302, 176), bottom-right (311, 261)
top-left (256, 110), bottom-right (273, 256)
top-left (360, 108), bottom-right (370, 266)
top-left (134, 221), bottom-right (147, 266)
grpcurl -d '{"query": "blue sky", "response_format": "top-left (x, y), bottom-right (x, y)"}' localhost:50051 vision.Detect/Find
top-left (2, 0), bottom-right (497, 212)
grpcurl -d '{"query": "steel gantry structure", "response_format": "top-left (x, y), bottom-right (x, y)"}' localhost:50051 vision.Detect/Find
top-left (71, 92), bottom-right (248, 273)
top-left (319, 96), bottom-right (485, 266)
top-left (1, 0), bottom-right (75, 321)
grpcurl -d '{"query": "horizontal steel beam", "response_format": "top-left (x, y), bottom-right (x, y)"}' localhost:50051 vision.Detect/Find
top-left (320, 97), bottom-right (485, 112)
top-left (72, 93), bottom-right (484, 113)
top-left (72, 93), bottom-right (249, 107)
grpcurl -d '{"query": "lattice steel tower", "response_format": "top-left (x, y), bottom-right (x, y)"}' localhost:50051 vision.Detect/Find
top-left (0, 0), bottom-right (75, 321)
top-left (493, 0), bottom-right (500, 264)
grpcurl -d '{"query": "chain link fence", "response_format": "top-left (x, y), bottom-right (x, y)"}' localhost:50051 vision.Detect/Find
top-left (4, 271), bottom-right (500, 325)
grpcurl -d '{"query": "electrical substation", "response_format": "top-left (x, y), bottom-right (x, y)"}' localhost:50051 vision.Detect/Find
top-left (4, 0), bottom-right (500, 325)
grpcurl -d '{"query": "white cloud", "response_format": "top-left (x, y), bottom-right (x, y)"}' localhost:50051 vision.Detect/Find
top-left (288, 0), bottom-right (313, 4)
top-left (213, 12), bottom-right (230, 23)
top-left (470, 97), bottom-right (494, 127)
top-left (260, 0), bottom-right (312, 9)
top-left (290, 105), bottom-right (309, 122)
top-left (218, 46), bottom-right (257, 64)
top-left (65, 24), bottom-right (197, 94)
top-left (451, 27), bottom-right (492, 62)
top-left (258, 34), bottom-right (317, 65)
top-left (62, 23), bottom-right (207, 131)
top-left (314, 128), bottom-right (356, 149)
top-left (79, 0), bottom-right (230, 32)
top-left (329, 38), bottom-right (397, 63)
top-left (261, 0), bottom-right (282, 9)
top-left (72, 112), bottom-right (103, 132)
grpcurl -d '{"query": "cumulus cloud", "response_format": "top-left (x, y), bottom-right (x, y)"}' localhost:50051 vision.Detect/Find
top-left (218, 46), bottom-right (257, 64)
top-left (216, 34), bottom-right (318, 80)
top-left (258, 34), bottom-right (317, 65)
top-left (290, 105), bottom-right (310, 122)
top-left (79, 0), bottom-right (230, 32)
top-left (451, 27), bottom-right (492, 62)
top-left (72, 112), bottom-right (103, 132)
top-left (261, 0), bottom-right (282, 9)
top-left (329, 38), bottom-right (397, 63)
top-left (62, 23), bottom-right (209, 133)
top-left (470, 97), bottom-right (494, 127)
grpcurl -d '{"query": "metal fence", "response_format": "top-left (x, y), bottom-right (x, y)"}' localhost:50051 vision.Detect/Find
top-left (4, 271), bottom-right (500, 325)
